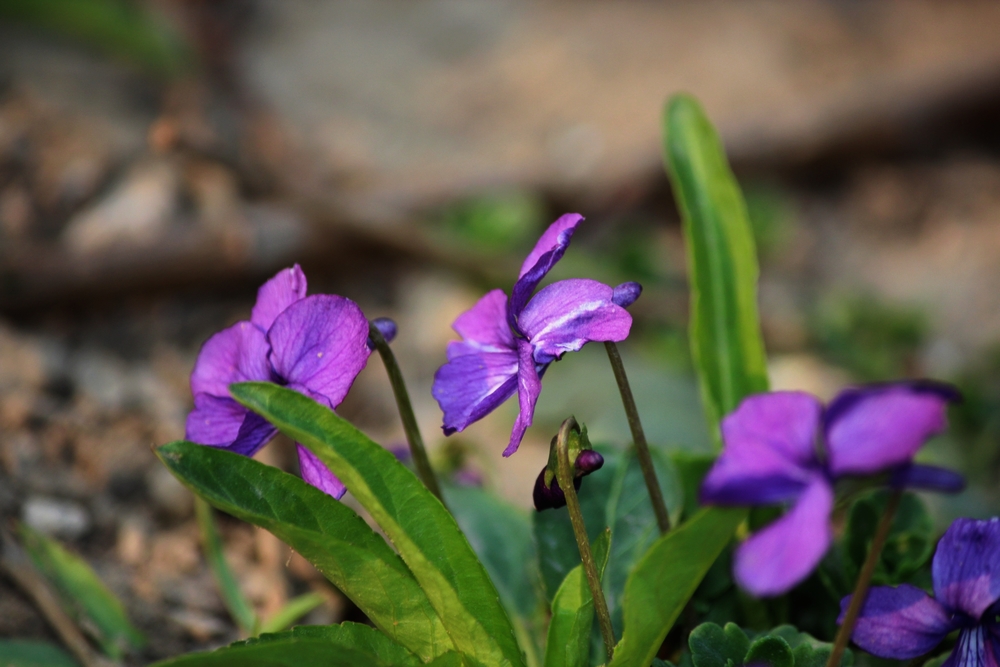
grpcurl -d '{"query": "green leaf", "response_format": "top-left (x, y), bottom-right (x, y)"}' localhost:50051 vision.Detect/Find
top-left (194, 497), bottom-right (257, 635)
top-left (0, 640), bottom-right (79, 667)
top-left (19, 524), bottom-right (144, 659)
top-left (230, 382), bottom-right (524, 667)
top-left (156, 442), bottom-right (453, 662)
top-left (689, 623), bottom-right (749, 667)
top-left (427, 653), bottom-right (475, 667)
top-left (843, 491), bottom-right (933, 586)
top-left (608, 507), bottom-right (747, 667)
top-left (663, 93), bottom-right (769, 443)
top-left (670, 452), bottom-right (717, 522)
top-left (767, 626), bottom-right (852, 667)
top-left (258, 592), bottom-right (326, 634)
top-left (603, 448), bottom-right (683, 635)
top-left (150, 623), bottom-right (420, 667)
top-left (535, 447), bottom-right (620, 601)
top-left (744, 637), bottom-right (793, 667)
top-left (543, 530), bottom-right (611, 667)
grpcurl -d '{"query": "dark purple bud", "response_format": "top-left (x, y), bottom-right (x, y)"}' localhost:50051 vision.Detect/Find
top-left (890, 463), bottom-right (965, 493)
top-left (612, 282), bottom-right (642, 308)
top-left (372, 317), bottom-right (398, 343)
top-left (532, 467), bottom-right (582, 511)
top-left (574, 449), bottom-right (604, 475)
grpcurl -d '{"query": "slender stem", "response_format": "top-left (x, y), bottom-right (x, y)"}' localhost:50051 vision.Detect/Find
top-left (827, 489), bottom-right (903, 667)
top-left (195, 497), bottom-right (258, 635)
top-left (369, 322), bottom-right (446, 507)
top-left (604, 341), bottom-right (671, 534)
top-left (555, 418), bottom-right (616, 662)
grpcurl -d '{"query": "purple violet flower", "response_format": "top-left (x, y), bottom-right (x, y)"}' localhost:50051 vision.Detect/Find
top-left (185, 265), bottom-right (373, 499)
top-left (700, 381), bottom-right (963, 597)
top-left (843, 517), bottom-right (1000, 666)
top-left (432, 213), bottom-right (640, 456)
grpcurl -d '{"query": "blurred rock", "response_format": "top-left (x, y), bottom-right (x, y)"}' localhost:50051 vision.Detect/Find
top-left (22, 495), bottom-right (91, 539)
top-left (147, 465), bottom-right (194, 519)
top-left (168, 609), bottom-right (227, 641)
top-left (62, 158), bottom-right (179, 255)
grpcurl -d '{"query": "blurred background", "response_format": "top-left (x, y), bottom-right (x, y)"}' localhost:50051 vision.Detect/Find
top-left (2, 0), bottom-right (1000, 661)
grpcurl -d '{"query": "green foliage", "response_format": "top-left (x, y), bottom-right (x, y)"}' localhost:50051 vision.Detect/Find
top-left (0, 0), bottom-right (190, 78)
top-left (810, 292), bottom-right (926, 381)
top-left (670, 451), bottom-right (717, 521)
top-left (437, 190), bottom-right (544, 253)
top-left (194, 497), bottom-right (257, 635)
top-left (0, 640), bottom-right (78, 667)
top-left (689, 622), bottom-right (750, 667)
top-left (19, 524), bottom-right (144, 659)
top-left (258, 592), bottom-right (327, 635)
top-left (150, 624), bottom-right (421, 667)
top-left (157, 441), bottom-right (453, 661)
top-left (744, 183), bottom-right (796, 260)
top-left (688, 624), bottom-right (850, 667)
top-left (843, 491), bottom-right (933, 587)
top-left (230, 382), bottom-right (525, 667)
top-left (662, 93), bottom-right (769, 445)
top-left (543, 529), bottom-right (611, 667)
top-left (608, 507), bottom-right (747, 667)
top-left (744, 637), bottom-right (794, 667)
top-left (767, 626), bottom-right (852, 667)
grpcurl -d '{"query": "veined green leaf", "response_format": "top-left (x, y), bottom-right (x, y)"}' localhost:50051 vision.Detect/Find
top-left (543, 529), bottom-right (611, 667)
top-left (19, 524), bottom-right (144, 658)
top-left (194, 497), bottom-right (257, 635)
top-left (603, 448), bottom-right (683, 636)
top-left (663, 93), bottom-right (769, 443)
top-left (156, 442), bottom-right (454, 661)
top-left (608, 507), bottom-right (747, 667)
top-left (258, 592), bottom-right (326, 634)
top-left (0, 640), bottom-right (79, 667)
top-left (231, 382), bottom-right (524, 667)
top-left (150, 623), bottom-right (420, 667)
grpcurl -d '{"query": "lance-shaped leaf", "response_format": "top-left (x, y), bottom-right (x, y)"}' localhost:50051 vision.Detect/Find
top-left (663, 94), bottom-right (769, 443)
top-left (150, 623), bottom-right (420, 667)
top-left (231, 382), bottom-right (524, 667)
top-left (19, 524), bottom-right (144, 658)
top-left (0, 640), bottom-right (79, 667)
top-left (608, 507), bottom-right (747, 667)
top-left (156, 442), bottom-right (454, 661)
top-left (194, 497), bottom-right (257, 635)
top-left (543, 529), bottom-right (611, 667)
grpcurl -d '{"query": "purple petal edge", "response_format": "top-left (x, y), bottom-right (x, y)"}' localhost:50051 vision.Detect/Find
top-left (933, 517), bottom-right (1000, 620)
top-left (840, 584), bottom-right (956, 660)
top-left (891, 464), bottom-right (965, 493)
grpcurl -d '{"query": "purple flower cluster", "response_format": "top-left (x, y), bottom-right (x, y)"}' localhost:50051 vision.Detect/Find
top-left (701, 382), bottom-right (963, 596)
top-left (433, 213), bottom-right (641, 456)
top-left (185, 265), bottom-right (373, 499)
top-left (846, 517), bottom-right (1000, 667)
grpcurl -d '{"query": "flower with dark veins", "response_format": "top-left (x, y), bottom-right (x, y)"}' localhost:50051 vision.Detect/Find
top-left (843, 517), bottom-right (1000, 666)
top-left (433, 213), bottom-right (641, 456)
top-left (700, 381), bottom-right (963, 597)
top-left (185, 264), bottom-right (378, 499)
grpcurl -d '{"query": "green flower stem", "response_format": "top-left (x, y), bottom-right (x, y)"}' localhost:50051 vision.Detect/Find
top-left (368, 322), bottom-right (447, 508)
top-left (195, 497), bottom-right (258, 635)
top-left (604, 341), bottom-right (671, 534)
top-left (827, 488), bottom-right (903, 667)
top-left (555, 417), bottom-right (616, 662)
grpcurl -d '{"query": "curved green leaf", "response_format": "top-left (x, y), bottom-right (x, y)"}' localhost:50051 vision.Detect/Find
top-left (19, 524), bottom-right (144, 658)
top-left (745, 636), bottom-right (793, 667)
top-left (0, 640), bottom-right (78, 667)
top-left (156, 442), bottom-right (453, 661)
top-left (231, 382), bottom-right (524, 667)
top-left (663, 93), bottom-right (769, 443)
top-left (689, 622), bottom-right (748, 667)
top-left (150, 623), bottom-right (419, 667)
top-left (543, 529), bottom-right (611, 667)
top-left (608, 507), bottom-right (746, 667)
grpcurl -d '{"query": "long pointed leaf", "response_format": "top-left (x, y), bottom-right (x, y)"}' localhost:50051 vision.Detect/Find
top-left (156, 442), bottom-right (454, 661)
top-left (608, 507), bottom-right (746, 667)
top-left (231, 382), bottom-right (525, 667)
top-left (194, 497), bottom-right (257, 635)
top-left (663, 93), bottom-right (769, 442)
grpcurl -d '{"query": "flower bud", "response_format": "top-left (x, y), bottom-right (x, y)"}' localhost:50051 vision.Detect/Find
top-left (612, 281), bottom-right (642, 308)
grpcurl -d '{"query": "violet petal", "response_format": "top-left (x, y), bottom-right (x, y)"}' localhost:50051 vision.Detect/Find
top-left (251, 264), bottom-right (308, 331)
top-left (508, 213), bottom-right (583, 331)
top-left (267, 295), bottom-right (371, 408)
top-left (447, 289), bottom-right (515, 359)
top-left (190, 321), bottom-right (272, 398)
top-left (825, 383), bottom-right (956, 477)
top-left (891, 463), bottom-right (966, 493)
top-left (933, 517), bottom-right (1000, 620)
top-left (518, 279), bottom-right (633, 364)
top-left (296, 443), bottom-right (347, 499)
top-left (841, 584), bottom-right (956, 660)
top-left (941, 626), bottom-right (1000, 667)
top-left (504, 339), bottom-right (542, 457)
top-left (733, 476), bottom-right (834, 597)
top-left (433, 350), bottom-right (519, 435)
top-left (185, 394), bottom-right (277, 455)
top-left (701, 392), bottom-right (822, 505)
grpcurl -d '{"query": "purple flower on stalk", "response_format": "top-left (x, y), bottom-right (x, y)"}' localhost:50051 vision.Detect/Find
top-left (700, 381), bottom-right (963, 597)
top-left (433, 213), bottom-right (640, 456)
top-left (185, 265), bottom-right (375, 499)
top-left (842, 517), bottom-right (1000, 666)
